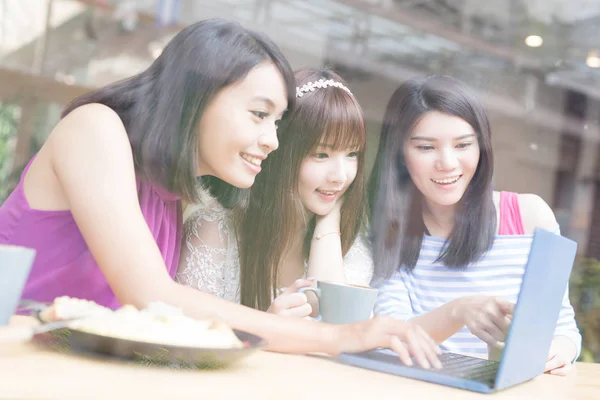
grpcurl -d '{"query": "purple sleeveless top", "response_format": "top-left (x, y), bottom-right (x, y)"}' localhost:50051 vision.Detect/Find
top-left (0, 156), bottom-right (182, 309)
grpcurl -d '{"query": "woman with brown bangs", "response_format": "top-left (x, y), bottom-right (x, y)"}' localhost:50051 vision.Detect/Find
top-left (178, 68), bottom-right (374, 318)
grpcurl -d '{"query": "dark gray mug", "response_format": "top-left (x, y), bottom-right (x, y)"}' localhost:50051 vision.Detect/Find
top-left (298, 280), bottom-right (378, 324)
top-left (0, 245), bottom-right (36, 326)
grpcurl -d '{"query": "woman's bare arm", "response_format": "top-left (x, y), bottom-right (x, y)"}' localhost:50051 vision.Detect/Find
top-left (39, 104), bottom-right (440, 366)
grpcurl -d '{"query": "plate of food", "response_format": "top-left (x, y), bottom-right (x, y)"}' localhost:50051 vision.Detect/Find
top-left (26, 297), bottom-right (266, 369)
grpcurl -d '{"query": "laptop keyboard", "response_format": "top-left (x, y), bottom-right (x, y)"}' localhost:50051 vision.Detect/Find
top-left (354, 349), bottom-right (499, 385)
top-left (432, 352), bottom-right (499, 383)
top-left (363, 349), bottom-right (500, 386)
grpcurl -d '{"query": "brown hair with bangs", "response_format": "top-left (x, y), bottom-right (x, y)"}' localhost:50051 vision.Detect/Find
top-left (237, 68), bottom-right (367, 310)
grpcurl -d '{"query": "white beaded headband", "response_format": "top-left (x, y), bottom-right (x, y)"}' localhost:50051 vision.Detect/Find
top-left (295, 78), bottom-right (353, 98)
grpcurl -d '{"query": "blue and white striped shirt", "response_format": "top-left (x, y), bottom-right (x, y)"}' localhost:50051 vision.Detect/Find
top-left (374, 230), bottom-right (582, 358)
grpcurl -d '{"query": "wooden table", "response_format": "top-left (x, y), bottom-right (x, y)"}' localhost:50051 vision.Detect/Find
top-left (1, 317), bottom-right (599, 400)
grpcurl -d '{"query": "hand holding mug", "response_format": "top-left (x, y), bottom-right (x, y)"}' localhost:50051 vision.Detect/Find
top-left (266, 279), bottom-right (315, 318)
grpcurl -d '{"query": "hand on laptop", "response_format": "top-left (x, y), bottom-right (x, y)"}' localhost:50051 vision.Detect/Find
top-left (453, 295), bottom-right (514, 344)
top-left (338, 315), bottom-right (443, 369)
top-left (544, 335), bottom-right (578, 376)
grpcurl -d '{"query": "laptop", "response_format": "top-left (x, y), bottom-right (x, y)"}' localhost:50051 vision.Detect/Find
top-left (338, 228), bottom-right (578, 393)
top-left (0, 245), bottom-right (36, 326)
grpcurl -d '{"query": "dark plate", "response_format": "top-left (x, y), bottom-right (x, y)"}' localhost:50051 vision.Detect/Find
top-left (35, 327), bottom-right (266, 369)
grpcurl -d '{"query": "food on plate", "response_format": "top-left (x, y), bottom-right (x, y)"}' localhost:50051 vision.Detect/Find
top-left (39, 296), bottom-right (112, 322)
top-left (43, 297), bottom-right (243, 349)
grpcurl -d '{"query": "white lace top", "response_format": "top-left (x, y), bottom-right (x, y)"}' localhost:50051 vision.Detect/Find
top-left (176, 197), bottom-right (374, 303)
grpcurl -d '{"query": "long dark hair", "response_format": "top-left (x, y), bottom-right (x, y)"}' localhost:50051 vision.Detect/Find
top-left (238, 68), bottom-right (367, 310)
top-left (62, 18), bottom-right (295, 206)
top-left (368, 75), bottom-right (496, 283)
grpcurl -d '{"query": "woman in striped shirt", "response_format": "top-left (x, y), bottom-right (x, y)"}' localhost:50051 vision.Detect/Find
top-left (368, 75), bottom-right (581, 375)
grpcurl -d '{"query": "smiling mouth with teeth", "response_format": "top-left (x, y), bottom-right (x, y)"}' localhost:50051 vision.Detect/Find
top-left (431, 175), bottom-right (462, 185)
top-left (317, 189), bottom-right (339, 196)
top-left (240, 153), bottom-right (262, 166)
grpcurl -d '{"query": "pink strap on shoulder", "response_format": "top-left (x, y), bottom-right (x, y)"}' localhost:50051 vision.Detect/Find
top-left (498, 191), bottom-right (525, 235)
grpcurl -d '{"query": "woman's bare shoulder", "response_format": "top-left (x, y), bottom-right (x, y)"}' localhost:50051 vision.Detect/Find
top-left (48, 103), bottom-right (128, 147)
top-left (517, 193), bottom-right (559, 234)
top-left (24, 104), bottom-right (133, 210)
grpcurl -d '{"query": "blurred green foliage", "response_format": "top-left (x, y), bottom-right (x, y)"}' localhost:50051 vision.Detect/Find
top-left (570, 256), bottom-right (600, 362)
